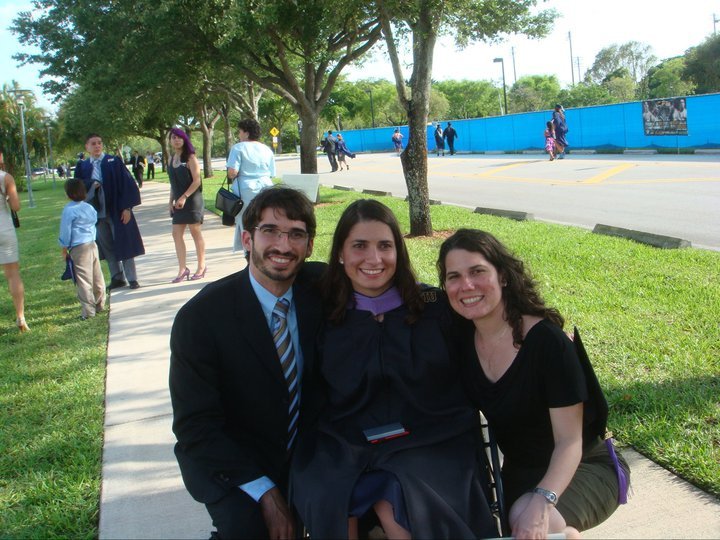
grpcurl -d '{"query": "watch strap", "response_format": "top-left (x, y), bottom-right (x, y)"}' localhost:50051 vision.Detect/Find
top-left (533, 487), bottom-right (558, 506)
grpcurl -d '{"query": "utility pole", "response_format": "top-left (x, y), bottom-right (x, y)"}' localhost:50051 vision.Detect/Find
top-left (511, 46), bottom-right (517, 83)
top-left (576, 57), bottom-right (582, 83)
top-left (47, 123), bottom-right (56, 189)
top-left (493, 58), bottom-right (508, 115)
top-left (568, 31), bottom-right (575, 86)
top-left (714, 13), bottom-right (719, 35)
top-left (9, 89), bottom-right (36, 208)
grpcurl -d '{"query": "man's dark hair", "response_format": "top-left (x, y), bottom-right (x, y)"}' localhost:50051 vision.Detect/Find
top-left (237, 118), bottom-right (261, 141)
top-left (64, 178), bottom-right (88, 202)
top-left (327, 130), bottom-right (333, 134)
top-left (85, 133), bottom-right (102, 143)
top-left (242, 186), bottom-right (316, 239)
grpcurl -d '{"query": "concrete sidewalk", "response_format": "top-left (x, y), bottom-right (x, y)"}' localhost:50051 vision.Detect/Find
top-left (98, 181), bottom-right (720, 539)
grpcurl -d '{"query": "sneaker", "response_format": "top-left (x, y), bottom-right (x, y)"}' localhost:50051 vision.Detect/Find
top-left (128, 280), bottom-right (140, 290)
top-left (108, 278), bottom-right (127, 290)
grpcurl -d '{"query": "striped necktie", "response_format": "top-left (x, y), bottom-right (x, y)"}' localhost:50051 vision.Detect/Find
top-left (92, 158), bottom-right (102, 181)
top-left (272, 299), bottom-right (299, 451)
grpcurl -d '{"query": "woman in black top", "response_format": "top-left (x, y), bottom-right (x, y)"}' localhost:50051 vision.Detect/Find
top-left (168, 128), bottom-right (206, 282)
top-left (437, 229), bottom-right (628, 539)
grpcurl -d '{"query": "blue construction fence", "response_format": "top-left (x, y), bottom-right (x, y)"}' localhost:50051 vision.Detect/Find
top-left (338, 92), bottom-right (720, 153)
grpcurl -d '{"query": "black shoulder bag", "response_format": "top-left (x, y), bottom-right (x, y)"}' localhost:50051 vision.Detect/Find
top-left (215, 176), bottom-right (243, 226)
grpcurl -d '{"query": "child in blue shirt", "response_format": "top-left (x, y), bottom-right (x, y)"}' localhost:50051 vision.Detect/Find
top-left (59, 179), bottom-right (106, 319)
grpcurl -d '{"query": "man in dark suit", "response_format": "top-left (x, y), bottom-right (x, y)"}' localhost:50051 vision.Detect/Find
top-left (129, 150), bottom-right (144, 187)
top-left (170, 186), bottom-right (324, 539)
top-left (75, 133), bottom-right (144, 289)
top-left (322, 130), bottom-right (338, 172)
top-left (443, 122), bottom-right (458, 155)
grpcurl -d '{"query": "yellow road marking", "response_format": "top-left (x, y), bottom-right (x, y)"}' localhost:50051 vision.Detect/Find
top-left (582, 163), bottom-right (635, 184)
top-left (473, 162), bottom-right (532, 177)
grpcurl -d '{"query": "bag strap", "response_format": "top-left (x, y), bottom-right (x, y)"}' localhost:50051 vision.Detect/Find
top-left (573, 326), bottom-right (609, 440)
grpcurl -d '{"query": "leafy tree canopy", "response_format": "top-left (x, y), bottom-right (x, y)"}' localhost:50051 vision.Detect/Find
top-left (684, 34), bottom-right (720, 95)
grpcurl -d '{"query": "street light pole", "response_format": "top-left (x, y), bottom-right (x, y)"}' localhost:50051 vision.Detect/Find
top-left (493, 58), bottom-right (508, 115)
top-left (10, 90), bottom-right (36, 208)
top-left (365, 89), bottom-right (375, 128)
top-left (47, 123), bottom-right (56, 188)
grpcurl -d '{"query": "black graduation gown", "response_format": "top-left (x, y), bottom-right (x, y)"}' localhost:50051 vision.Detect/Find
top-left (291, 290), bottom-right (496, 539)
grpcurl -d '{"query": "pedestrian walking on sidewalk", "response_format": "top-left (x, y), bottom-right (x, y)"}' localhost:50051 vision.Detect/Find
top-left (434, 123), bottom-right (445, 156)
top-left (168, 128), bottom-right (206, 283)
top-left (170, 186), bottom-right (325, 539)
top-left (145, 152), bottom-right (155, 180)
top-left (443, 122), bottom-right (458, 155)
top-left (552, 104), bottom-right (569, 159)
top-left (335, 134), bottom-right (355, 171)
top-left (58, 178), bottom-right (105, 319)
top-left (392, 128), bottom-right (403, 154)
top-left (0, 163), bottom-right (29, 332)
top-left (545, 121), bottom-right (556, 161)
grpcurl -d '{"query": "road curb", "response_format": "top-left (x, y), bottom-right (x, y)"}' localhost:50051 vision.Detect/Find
top-left (593, 224), bottom-right (692, 248)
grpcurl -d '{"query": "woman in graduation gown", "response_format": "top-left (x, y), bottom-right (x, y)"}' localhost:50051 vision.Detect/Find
top-left (291, 200), bottom-right (496, 539)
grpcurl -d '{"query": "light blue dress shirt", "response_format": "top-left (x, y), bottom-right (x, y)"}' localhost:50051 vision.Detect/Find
top-left (58, 201), bottom-right (98, 248)
top-left (239, 270), bottom-right (303, 502)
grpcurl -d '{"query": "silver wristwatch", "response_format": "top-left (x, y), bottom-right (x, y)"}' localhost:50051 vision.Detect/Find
top-left (533, 487), bottom-right (558, 506)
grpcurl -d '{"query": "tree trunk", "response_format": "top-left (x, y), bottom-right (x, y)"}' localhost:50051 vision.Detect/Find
top-left (401, 102), bottom-right (432, 236)
top-left (298, 113), bottom-right (319, 174)
top-left (200, 126), bottom-right (214, 178)
top-left (222, 105), bottom-right (232, 157)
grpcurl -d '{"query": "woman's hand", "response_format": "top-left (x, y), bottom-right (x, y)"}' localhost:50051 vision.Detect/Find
top-left (174, 195), bottom-right (186, 209)
top-left (511, 494), bottom-right (551, 539)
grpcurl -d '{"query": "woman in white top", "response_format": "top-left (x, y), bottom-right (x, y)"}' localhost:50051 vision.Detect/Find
top-left (0, 162), bottom-right (29, 332)
top-left (226, 118), bottom-right (276, 252)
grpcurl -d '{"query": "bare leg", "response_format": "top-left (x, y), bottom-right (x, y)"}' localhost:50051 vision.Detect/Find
top-left (172, 223), bottom-right (188, 275)
top-left (348, 517), bottom-right (359, 540)
top-left (3, 262), bottom-right (28, 330)
top-left (188, 223), bottom-right (206, 274)
top-left (373, 499), bottom-right (411, 540)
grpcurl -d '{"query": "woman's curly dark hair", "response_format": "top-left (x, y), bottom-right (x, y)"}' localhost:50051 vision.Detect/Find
top-left (437, 229), bottom-right (564, 345)
top-left (237, 118), bottom-right (261, 141)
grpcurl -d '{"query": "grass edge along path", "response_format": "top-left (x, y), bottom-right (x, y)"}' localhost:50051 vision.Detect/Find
top-left (1, 178), bottom-right (718, 537)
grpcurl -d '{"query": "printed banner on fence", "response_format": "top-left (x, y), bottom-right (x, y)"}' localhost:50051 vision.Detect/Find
top-left (642, 98), bottom-right (688, 135)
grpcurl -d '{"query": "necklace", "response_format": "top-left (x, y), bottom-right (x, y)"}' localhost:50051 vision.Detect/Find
top-left (475, 324), bottom-right (516, 382)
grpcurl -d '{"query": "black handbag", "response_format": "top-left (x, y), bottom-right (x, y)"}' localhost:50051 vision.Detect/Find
top-left (215, 176), bottom-right (243, 223)
top-left (11, 209), bottom-right (19, 228)
top-left (61, 254), bottom-right (76, 283)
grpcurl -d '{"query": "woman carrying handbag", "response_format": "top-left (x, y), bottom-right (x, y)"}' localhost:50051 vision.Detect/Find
top-left (0, 163), bottom-right (29, 332)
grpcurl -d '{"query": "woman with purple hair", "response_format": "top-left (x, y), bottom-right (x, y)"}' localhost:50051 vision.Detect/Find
top-left (168, 128), bottom-right (206, 282)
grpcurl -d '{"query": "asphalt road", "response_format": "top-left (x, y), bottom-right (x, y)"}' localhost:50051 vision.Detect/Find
top-left (272, 152), bottom-right (720, 251)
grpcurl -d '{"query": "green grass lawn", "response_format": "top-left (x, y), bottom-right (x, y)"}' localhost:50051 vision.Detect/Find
top-left (1, 176), bottom-right (718, 537)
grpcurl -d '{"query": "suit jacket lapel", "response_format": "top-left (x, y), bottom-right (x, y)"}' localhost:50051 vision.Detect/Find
top-left (234, 269), bottom-right (287, 386)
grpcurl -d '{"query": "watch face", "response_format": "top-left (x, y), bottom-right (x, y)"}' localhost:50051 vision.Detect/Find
top-left (534, 487), bottom-right (557, 504)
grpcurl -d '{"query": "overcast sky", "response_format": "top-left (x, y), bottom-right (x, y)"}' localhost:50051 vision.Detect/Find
top-left (2, 0), bottom-right (718, 114)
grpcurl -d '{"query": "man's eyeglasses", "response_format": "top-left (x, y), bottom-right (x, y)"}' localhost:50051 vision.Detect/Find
top-left (252, 225), bottom-right (309, 244)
